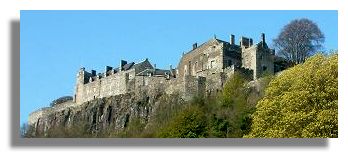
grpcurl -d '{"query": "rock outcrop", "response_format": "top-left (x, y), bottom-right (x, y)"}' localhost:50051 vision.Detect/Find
top-left (28, 92), bottom-right (180, 137)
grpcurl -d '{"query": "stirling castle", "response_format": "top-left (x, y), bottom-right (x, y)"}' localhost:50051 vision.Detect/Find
top-left (28, 33), bottom-right (289, 125)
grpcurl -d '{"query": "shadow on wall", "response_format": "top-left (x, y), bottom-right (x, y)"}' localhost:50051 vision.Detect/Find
top-left (11, 20), bottom-right (328, 147)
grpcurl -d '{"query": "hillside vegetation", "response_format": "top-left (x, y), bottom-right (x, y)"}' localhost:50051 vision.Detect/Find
top-left (246, 53), bottom-right (338, 138)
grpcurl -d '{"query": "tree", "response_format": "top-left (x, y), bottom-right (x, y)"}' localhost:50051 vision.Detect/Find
top-left (49, 96), bottom-right (73, 107)
top-left (158, 105), bottom-right (207, 138)
top-left (273, 18), bottom-right (325, 64)
top-left (245, 53), bottom-right (337, 138)
top-left (221, 72), bottom-right (248, 108)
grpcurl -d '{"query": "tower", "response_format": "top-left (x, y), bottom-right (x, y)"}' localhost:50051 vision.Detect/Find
top-left (241, 33), bottom-right (274, 80)
top-left (74, 67), bottom-right (86, 104)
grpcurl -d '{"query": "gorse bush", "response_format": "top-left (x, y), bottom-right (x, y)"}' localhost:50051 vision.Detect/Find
top-left (245, 53), bottom-right (338, 138)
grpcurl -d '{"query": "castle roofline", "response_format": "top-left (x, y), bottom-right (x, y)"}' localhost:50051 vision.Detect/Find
top-left (183, 37), bottom-right (228, 56)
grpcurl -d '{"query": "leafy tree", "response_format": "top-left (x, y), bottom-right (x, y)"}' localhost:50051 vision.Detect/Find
top-left (245, 53), bottom-right (337, 138)
top-left (273, 18), bottom-right (325, 64)
top-left (221, 72), bottom-right (248, 108)
top-left (20, 123), bottom-right (35, 138)
top-left (210, 72), bottom-right (260, 137)
top-left (158, 105), bottom-right (207, 138)
top-left (50, 96), bottom-right (73, 107)
top-left (208, 114), bottom-right (229, 137)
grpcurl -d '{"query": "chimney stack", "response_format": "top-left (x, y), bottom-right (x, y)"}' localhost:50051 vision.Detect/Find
top-left (120, 60), bottom-right (127, 71)
top-left (169, 64), bottom-right (174, 76)
top-left (91, 70), bottom-right (96, 76)
top-left (230, 34), bottom-right (235, 45)
top-left (249, 38), bottom-right (253, 47)
top-left (105, 66), bottom-right (112, 72)
top-left (193, 43), bottom-right (198, 50)
top-left (261, 33), bottom-right (265, 47)
top-left (105, 66), bottom-right (113, 76)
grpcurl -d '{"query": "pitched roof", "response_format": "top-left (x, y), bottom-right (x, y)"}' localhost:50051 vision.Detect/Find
top-left (136, 68), bottom-right (173, 77)
top-left (122, 62), bottom-right (135, 71)
top-left (183, 38), bottom-right (229, 56)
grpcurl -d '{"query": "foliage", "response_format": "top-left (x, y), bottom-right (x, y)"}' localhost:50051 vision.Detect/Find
top-left (156, 75), bottom-right (260, 138)
top-left (245, 53), bottom-right (338, 138)
top-left (273, 18), bottom-right (325, 64)
top-left (20, 123), bottom-right (35, 138)
top-left (220, 72), bottom-right (248, 108)
top-left (50, 96), bottom-right (73, 107)
top-left (158, 105), bottom-right (207, 138)
top-left (208, 114), bottom-right (229, 137)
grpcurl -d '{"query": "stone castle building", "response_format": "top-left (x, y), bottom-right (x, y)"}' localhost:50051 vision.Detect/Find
top-left (73, 33), bottom-right (282, 105)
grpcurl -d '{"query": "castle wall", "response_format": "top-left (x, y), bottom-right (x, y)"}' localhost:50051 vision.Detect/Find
top-left (177, 39), bottom-right (224, 79)
top-left (223, 45), bottom-right (242, 68)
top-left (82, 79), bottom-right (101, 102)
top-left (99, 70), bottom-right (133, 99)
top-left (133, 75), bottom-right (170, 97)
top-left (76, 70), bottom-right (134, 104)
top-left (183, 75), bottom-right (206, 99)
top-left (257, 48), bottom-right (274, 77)
top-left (165, 78), bottom-right (183, 95)
top-left (242, 45), bottom-right (257, 77)
top-left (28, 100), bottom-right (77, 126)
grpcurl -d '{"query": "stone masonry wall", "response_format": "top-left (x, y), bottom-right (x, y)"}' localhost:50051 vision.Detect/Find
top-left (177, 39), bottom-right (224, 79)
top-left (77, 70), bottom-right (132, 104)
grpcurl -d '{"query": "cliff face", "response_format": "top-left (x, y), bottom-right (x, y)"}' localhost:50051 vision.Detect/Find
top-left (29, 92), bottom-right (175, 137)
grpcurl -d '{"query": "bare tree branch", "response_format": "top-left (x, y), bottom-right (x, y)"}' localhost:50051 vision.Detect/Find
top-left (273, 18), bottom-right (325, 64)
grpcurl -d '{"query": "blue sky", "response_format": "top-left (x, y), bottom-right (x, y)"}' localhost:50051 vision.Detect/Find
top-left (20, 10), bottom-right (338, 125)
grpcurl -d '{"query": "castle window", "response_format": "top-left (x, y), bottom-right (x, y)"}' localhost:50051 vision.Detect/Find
top-left (188, 61), bottom-right (192, 75)
top-left (263, 66), bottom-right (267, 71)
top-left (210, 60), bottom-right (215, 68)
top-left (194, 61), bottom-right (198, 73)
top-left (228, 60), bottom-right (232, 66)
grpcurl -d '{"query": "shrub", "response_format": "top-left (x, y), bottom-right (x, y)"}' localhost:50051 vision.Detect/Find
top-left (158, 105), bottom-right (207, 138)
top-left (245, 53), bottom-right (338, 138)
top-left (50, 96), bottom-right (73, 107)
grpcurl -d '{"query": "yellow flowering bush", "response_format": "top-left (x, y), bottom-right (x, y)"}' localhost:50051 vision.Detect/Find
top-left (245, 53), bottom-right (338, 138)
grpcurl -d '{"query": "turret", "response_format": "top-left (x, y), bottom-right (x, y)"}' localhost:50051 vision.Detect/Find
top-left (74, 67), bottom-right (86, 104)
top-left (240, 36), bottom-right (253, 48)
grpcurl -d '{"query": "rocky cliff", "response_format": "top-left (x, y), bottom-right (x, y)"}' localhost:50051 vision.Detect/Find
top-left (28, 91), bottom-right (184, 137)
